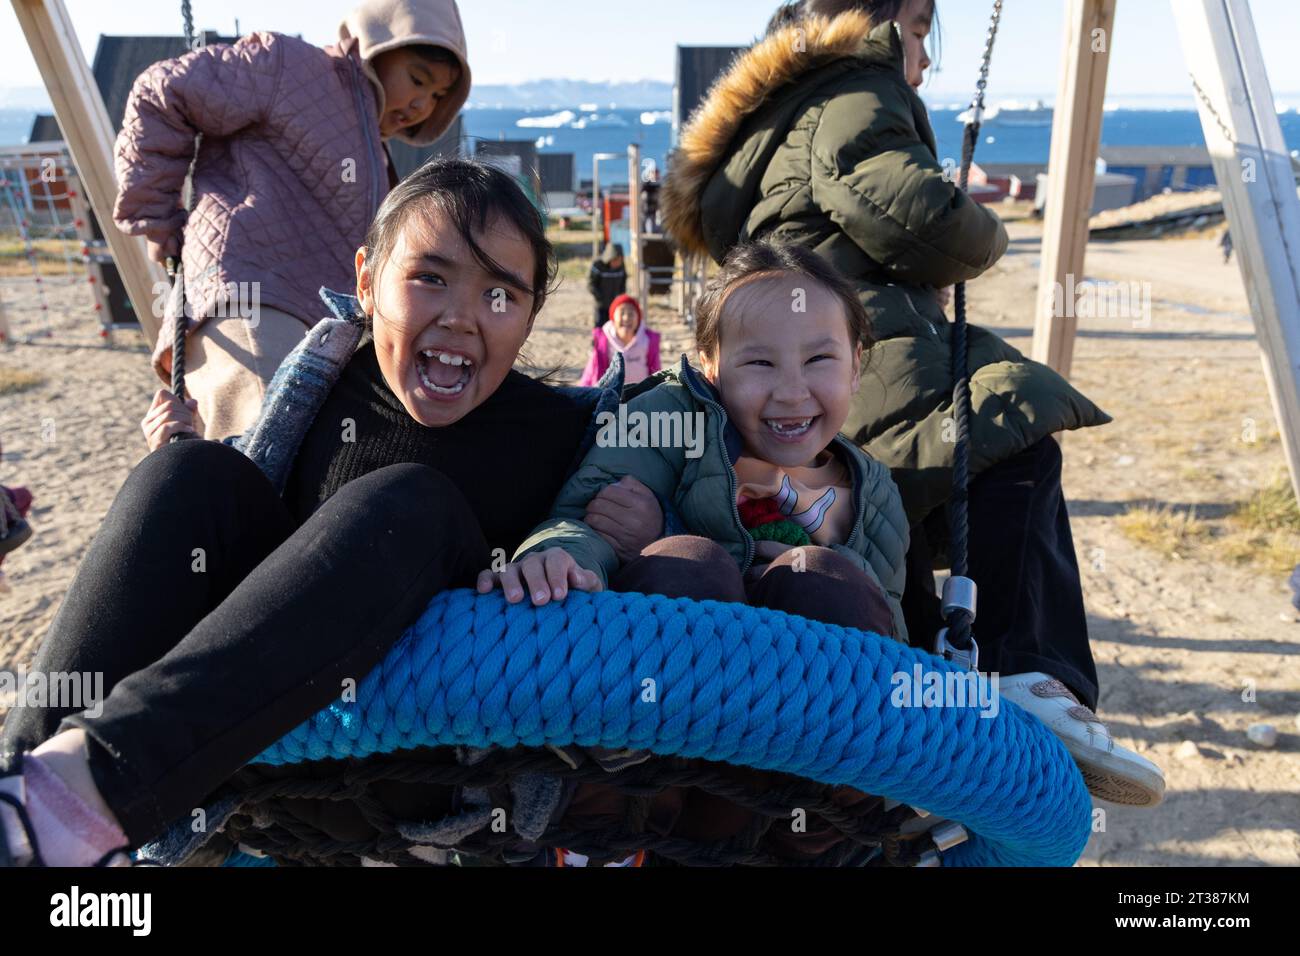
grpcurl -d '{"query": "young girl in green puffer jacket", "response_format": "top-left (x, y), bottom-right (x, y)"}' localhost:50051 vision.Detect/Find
top-left (484, 239), bottom-right (909, 641)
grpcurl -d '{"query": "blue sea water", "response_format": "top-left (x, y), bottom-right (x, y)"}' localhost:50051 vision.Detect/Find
top-left (464, 106), bottom-right (1300, 185)
top-left (6, 105), bottom-right (1300, 186)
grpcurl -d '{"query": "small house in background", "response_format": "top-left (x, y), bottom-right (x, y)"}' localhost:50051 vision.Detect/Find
top-left (387, 116), bottom-right (464, 179)
top-left (538, 152), bottom-right (577, 212)
top-left (971, 162), bottom-right (1046, 203)
top-left (1034, 169), bottom-right (1140, 216)
top-left (1097, 146), bottom-right (1216, 203)
top-left (673, 46), bottom-right (745, 146)
top-left (8, 126), bottom-right (71, 212)
top-left (475, 139), bottom-right (543, 207)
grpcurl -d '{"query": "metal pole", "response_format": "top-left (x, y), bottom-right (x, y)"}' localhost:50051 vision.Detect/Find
top-left (628, 143), bottom-right (646, 307)
top-left (591, 156), bottom-right (601, 260)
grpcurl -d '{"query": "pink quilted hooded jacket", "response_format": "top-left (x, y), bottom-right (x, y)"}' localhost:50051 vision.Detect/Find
top-left (113, 0), bottom-right (471, 379)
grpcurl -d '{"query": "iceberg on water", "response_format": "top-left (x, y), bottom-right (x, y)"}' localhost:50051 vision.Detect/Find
top-left (517, 110), bottom-right (577, 129)
top-left (641, 110), bottom-right (672, 126)
top-left (572, 112), bottom-right (629, 129)
top-left (578, 103), bottom-right (599, 112)
top-left (957, 98), bottom-right (1052, 126)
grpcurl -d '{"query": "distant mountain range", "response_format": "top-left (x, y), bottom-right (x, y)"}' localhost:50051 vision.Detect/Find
top-left (466, 80), bottom-right (673, 110)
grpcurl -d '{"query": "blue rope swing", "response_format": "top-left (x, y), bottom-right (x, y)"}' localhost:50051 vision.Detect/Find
top-left (252, 588), bottom-right (1091, 867)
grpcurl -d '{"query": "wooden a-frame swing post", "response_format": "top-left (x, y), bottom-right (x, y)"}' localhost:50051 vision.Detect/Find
top-left (1035, 0), bottom-right (1300, 506)
top-left (11, 0), bottom-right (164, 343)
top-left (1031, 0), bottom-right (1116, 378)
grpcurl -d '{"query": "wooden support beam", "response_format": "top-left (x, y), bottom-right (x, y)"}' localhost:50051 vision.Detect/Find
top-left (1173, 0), bottom-right (1300, 505)
top-left (11, 0), bottom-right (163, 343)
top-left (1031, 0), bottom-right (1116, 377)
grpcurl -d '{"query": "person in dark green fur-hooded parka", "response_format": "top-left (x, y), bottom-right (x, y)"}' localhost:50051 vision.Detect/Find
top-left (661, 0), bottom-right (1167, 809)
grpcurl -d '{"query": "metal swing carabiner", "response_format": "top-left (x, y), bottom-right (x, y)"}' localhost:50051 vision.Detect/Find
top-left (933, 574), bottom-right (979, 671)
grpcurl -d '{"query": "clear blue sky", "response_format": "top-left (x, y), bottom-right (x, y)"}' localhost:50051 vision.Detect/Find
top-left (2, 0), bottom-right (1299, 103)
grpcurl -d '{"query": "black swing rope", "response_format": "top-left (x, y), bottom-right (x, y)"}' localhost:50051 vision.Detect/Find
top-left (936, 0), bottom-right (1003, 667)
top-left (166, 1), bottom-right (199, 439)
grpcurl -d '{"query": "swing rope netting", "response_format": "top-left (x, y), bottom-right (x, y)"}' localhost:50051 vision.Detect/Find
top-left (135, 0), bottom-right (1092, 869)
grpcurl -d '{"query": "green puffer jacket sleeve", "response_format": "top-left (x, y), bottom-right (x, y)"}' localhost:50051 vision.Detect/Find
top-left (513, 383), bottom-right (693, 587)
top-left (810, 84), bottom-right (1009, 289)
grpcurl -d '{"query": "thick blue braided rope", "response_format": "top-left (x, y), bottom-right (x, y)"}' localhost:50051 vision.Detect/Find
top-left (253, 589), bottom-right (1091, 867)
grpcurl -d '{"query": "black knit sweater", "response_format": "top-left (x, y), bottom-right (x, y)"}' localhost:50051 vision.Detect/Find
top-left (284, 342), bottom-right (591, 556)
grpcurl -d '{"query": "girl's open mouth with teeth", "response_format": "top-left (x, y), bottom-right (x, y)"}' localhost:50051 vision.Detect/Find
top-left (764, 416), bottom-right (819, 442)
top-left (416, 348), bottom-right (475, 400)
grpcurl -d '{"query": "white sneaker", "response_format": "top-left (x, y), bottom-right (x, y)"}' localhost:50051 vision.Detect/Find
top-left (1000, 672), bottom-right (1166, 807)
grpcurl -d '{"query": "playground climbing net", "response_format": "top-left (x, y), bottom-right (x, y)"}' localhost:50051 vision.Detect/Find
top-left (0, 144), bottom-right (117, 347)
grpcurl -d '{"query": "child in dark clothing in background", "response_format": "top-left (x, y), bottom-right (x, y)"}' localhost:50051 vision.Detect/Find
top-left (587, 242), bottom-right (627, 328)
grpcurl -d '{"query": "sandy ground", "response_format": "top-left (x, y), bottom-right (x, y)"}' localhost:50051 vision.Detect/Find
top-left (0, 222), bottom-right (1297, 866)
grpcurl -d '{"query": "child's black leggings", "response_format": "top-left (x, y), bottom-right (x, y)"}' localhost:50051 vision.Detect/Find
top-left (0, 440), bottom-right (488, 846)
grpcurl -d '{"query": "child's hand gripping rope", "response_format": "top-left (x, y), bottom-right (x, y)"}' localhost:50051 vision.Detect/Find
top-left (142, 389), bottom-right (204, 451)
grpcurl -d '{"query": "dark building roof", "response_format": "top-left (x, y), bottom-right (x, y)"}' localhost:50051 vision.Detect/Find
top-left (27, 114), bottom-right (62, 143)
top-left (674, 46), bottom-right (745, 145)
top-left (1099, 145), bottom-right (1212, 167)
top-left (538, 152), bottom-right (575, 193)
top-left (92, 32), bottom-right (239, 133)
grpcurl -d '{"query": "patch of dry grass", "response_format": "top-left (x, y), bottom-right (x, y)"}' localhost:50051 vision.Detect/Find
top-left (1217, 477), bottom-right (1300, 574)
top-left (1230, 477), bottom-right (1300, 533)
top-left (1116, 504), bottom-right (1212, 559)
top-left (0, 365), bottom-right (45, 395)
top-left (1116, 477), bottom-right (1300, 574)
top-left (0, 237), bottom-right (81, 277)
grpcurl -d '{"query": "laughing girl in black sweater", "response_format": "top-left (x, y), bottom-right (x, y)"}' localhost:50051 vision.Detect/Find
top-left (0, 160), bottom-right (662, 867)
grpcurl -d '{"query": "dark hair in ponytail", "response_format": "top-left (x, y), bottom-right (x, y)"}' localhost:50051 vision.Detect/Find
top-left (363, 158), bottom-right (556, 320)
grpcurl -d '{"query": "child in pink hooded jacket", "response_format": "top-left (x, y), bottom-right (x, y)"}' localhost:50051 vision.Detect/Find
top-left (118, 0), bottom-right (471, 443)
top-left (578, 294), bottom-right (662, 387)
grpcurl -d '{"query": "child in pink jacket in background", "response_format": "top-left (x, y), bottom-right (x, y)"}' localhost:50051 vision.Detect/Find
top-left (118, 0), bottom-right (471, 443)
top-left (578, 294), bottom-right (662, 387)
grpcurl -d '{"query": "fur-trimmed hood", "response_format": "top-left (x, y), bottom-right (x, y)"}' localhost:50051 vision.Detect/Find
top-left (662, 10), bottom-right (903, 257)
